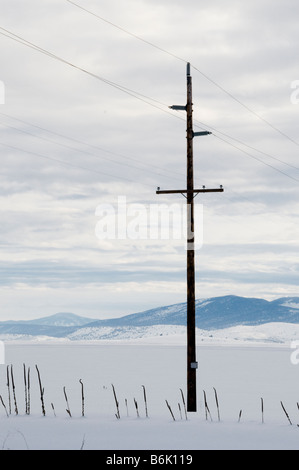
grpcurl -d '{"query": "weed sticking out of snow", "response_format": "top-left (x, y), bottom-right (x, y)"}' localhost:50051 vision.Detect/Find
top-left (0, 342), bottom-right (298, 449)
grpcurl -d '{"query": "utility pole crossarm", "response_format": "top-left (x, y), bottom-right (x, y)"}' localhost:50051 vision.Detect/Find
top-left (193, 131), bottom-right (212, 137)
top-left (156, 187), bottom-right (224, 195)
top-left (169, 105), bottom-right (187, 111)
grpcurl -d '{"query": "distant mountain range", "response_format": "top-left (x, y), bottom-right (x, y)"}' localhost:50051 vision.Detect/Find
top-left (1, 295), bottom-right (299, 340)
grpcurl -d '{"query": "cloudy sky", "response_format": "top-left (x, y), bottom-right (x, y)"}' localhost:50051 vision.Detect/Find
top-left (0, 0), bottom-right (299, 320)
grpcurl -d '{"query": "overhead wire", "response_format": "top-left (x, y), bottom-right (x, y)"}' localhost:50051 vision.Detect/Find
top-left (65, 0), bottom-right (299, 149)
top-left (0, 27), bottom-right (191, 188)
top-left (212, 134), bottom-right (299, 184)
top-left (0, 140), bottom-right (154, 188)
top-left (0, 26), bottom-right (187, 124)
top-left (186, 116), bottom-right (299, 184)
top-left (0, 118), bottom-right (183, 183)
top-left (191, 65), bottom-right (299, 148)
top-left (2, 4), bottom-right (296, 294)
top-left (65, 0), bottom-right (187, 64)
top-left (0, 22), bottom-right (297, 187)
top-left (193, 118), bottom-right (299, 173)
top-left (191, 117), bottom-right (299, 184)
top-left (0, 112), bottom-right (185, 180)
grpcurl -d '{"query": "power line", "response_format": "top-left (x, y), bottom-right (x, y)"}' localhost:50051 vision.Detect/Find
top-left (0, 111), bottom-right (184, 180)
top-left (0, 25), bottom-right (297, 185)
top-left (3, 106), bottom-right (296, 192)
top-left (65, 0), bottom-right (299, 148)
top-left (191, 66), bottom-right (299, 148)
top-left (66, 0), bottom-right (186, 64)
top-left (212, 133), bottom-right (299, 184)
top-left (0, 26), bottom-right (187, 125)
top-left (0, 140), bottom-right (154, 188)
top-left (167, 112), bottom-right (299, 184)
top-left (192, 119), bottom-right (299, 173)
top-left (0, 118), bottom-right (183, 184)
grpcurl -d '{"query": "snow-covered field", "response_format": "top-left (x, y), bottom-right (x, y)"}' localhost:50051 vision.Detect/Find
top-left (1, 328), bottom-right (299, 450)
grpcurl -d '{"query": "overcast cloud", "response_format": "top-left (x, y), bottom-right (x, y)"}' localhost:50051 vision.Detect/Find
top-left (0, 0), bottom-right (299, 320)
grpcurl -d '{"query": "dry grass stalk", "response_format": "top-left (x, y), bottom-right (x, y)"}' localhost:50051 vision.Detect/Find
top-left (280, 401), bottom-right (292, 425)
top-left (165, 400), bottom-right (175, 421)
top-left (213, 387), bottom-right (220, 422)
top-left (10, 365), bottom-right (18, 415)
top-left (35, 365), bottom-right (45, 416)
top-left (142, 385), bottom-right (148, 418)
top-left (203, 390), bottom-right (212, 421)
top-left (63, 386), bottom-right (72, 417)
top-left (134, 398), bottom-right (140, 418)
top-left (27, 366), bottom-right (30, 415)
top-left (111, 384), bottom-right (120, 419)
top-left (80, 434), bottom-right (86, 450)
top-left (0, 395), bottom-right (9, 417)
top-left (178, 403), bottom-right (182, 420)
top-left (180, 388), bottom-right (187, 420)
top-left (23, 364), bottom-right (28, 415)
top-left (6, 365), bottom-right (11, 415)
top-left (51, 402), bottom-right (56, 417)
top-left (79, 379), bottom-right (84, 417)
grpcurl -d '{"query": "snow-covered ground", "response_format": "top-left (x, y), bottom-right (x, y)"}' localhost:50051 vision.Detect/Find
top-left (2, 320), bottom-right (299, 344)
top-left (1, 326), bottom-right (299, 450)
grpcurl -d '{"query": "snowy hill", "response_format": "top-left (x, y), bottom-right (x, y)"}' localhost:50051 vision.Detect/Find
top-left (66, 322), bottom-right (299, 345)
top-left (0, 312), bottom-right (94, 338)
top-left (1, 295), bottom-right (299, 341)
top-left (24, 312), bottom-right (95, 327)
top-left (83, 295), bottom-right (299, 330)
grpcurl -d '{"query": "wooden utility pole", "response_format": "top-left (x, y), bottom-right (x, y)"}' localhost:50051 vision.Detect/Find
top-left (186, 61), bottom-right (197, 412)
top-left (156, 62), bottom-right (223, 412)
